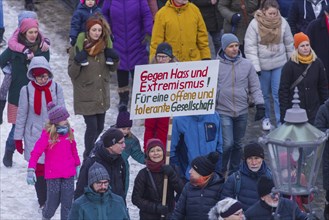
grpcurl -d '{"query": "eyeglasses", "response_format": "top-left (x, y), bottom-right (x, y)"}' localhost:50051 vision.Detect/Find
top-left (156, 55), bottom-right (170, 60)
top-left (36, 74), bottom-right (49, 81)
top-left (95, 180), bottom-right (109, 187)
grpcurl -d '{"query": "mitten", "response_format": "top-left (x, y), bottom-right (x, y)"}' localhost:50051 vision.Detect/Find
top-left (74, 48), bottom-right (88, 65)
top-left (75, 166), bottom-right (80, 180)
top-left (2, 63), bottom-right (12, 75)
top-left (40, 38), bottom-right (50, 52)
top-left (256, 71), bottom-right (261, 76)
top-left (161, 164), bottom-right (175, 178)
top-left (15, 140), bottom-right (24, 154)
top-left (231, 13), bottom-right (241, 26)
top-left (142, 34), bottom-right (151, 45)
top-left (23, 48), bottom-right (34, 60)
top-left (156, 204), bottom-right (169, 215)
top-left (27, 168), bottom-right (37, 185)
top-left (70, 37), bottom-right (77, 46)
top-left (255, 104), bottom-right (265, 121)
top-left (105, 48), bottom-right (119, 62)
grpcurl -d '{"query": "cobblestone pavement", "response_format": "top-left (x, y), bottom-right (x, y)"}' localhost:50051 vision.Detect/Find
top-left (13, 0), bottom-right (326, 219)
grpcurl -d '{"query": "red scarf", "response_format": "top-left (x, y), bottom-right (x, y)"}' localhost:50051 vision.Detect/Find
top-left (32, 81), bottom-right (53, 115)
top-left (146, 158), bottom-right (165, 173)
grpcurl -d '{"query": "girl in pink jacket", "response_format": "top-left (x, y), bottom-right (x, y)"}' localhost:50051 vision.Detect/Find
top-left (27, 102), bottom-right (80, 220)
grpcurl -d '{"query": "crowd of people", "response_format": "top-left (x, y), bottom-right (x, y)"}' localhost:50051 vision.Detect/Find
top-left (0, 0), bottom-right (329, 219)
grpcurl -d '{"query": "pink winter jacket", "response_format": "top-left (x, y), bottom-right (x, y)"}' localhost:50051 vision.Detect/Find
top-left (28, 129), bottom-right (81, 179)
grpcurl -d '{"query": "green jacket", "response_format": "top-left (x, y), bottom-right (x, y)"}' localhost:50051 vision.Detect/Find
top-left (68, 186), bottom-right (130, 220)
top-left (0, 48), bottom-right (49, 105)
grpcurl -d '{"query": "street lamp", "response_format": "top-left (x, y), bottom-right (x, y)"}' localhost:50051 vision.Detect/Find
top-left (259, 88), bottom-right (328, 218)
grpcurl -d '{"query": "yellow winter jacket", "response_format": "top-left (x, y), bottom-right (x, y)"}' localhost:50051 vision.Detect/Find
top-left (150, 0), bottom-right (211, 62)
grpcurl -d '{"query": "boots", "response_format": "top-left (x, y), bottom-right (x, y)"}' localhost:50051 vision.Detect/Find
top-left (2, 150), bottom-right (13, 167)
top-left (118, 91), bottom-right (129, 108)
top-left (325, 203), bottom-right (329, 220)
top-left (0, 28), bottom-right (5, 47)
top-left (0, 100), bottom-right (6, 125)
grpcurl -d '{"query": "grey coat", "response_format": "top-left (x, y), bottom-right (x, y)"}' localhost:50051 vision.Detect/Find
top-left (14, 57), bottom-right (66, 163)
top-left (215, 50), bottom-right (264, 117)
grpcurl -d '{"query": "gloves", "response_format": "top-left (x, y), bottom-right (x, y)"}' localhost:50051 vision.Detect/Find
top-left (105, 48), bottom-right (120, 62)
top-left (2, 63), bottom-right (12, 75)
top-left (74, 166), bottom-right (80, 180)
top-left (256, 71), bottom-right (261, 76)
top-left (70, 37), bottom-right (77, 46)
top-left (231, 13), bottom-right (241, 26)
top-left (23, 48), bottom-right (34, 60)
top-left (161, 164), bottom-right (175, 178)
top-left (27, 168), bottom-right (37, 185)
top-left (15, 140), bottom-right (24, 154)
top-left (40, 38), bottom-right (50, 52)
top-left (74, 48), bottom-right (88, 64)
top-left (156, 204), bottom-right (169, 215)
top-left (255, 104), bottom-right (265, 121)
top-left (142, 34), bottom-right (151, 45)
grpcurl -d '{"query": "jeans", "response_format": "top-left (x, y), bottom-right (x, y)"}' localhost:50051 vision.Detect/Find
top-left (117, 69), bottom-right (135, 88)
top-left (219, 113), bottom-right (248, 175)
top-left (5, 124), bottom-right (15, 152)
top-left (259, 67), bottom-right (282, 125)
top-left (209, 31), bottom-right (221, 56)
top-left (83, 113), bottom-right (105, 159)
top-left (0, 0), bottom-right (3, 28)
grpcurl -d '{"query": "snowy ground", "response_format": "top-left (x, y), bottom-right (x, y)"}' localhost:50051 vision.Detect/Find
top-left (0, 0), bottom-right (144, 219)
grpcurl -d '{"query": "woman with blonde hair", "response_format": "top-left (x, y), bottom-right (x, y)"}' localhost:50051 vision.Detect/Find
top-left (208, 198), bottom-right (244, 220)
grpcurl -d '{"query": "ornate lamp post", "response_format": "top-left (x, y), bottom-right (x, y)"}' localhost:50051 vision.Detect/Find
top-left (259, 88), bottom-right (328, 219)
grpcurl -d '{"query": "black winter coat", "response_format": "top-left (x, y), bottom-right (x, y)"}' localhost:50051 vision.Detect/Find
top-left (171, 173), bottom-right (225, 220)
top-left (191, 0), bottom-right (223, 32)
top-left (74, 142), bottom-right (126, 200)
top-left (306, 15), bottom-right (329, 81)
top-left (245, 198), bottom-right (308, 220)
top-left (279, 58), bottom-right (328, 124)
top-left (132, 167), bottom-right (184, 220)
top-left (314, 99), bottom-right (329, 190)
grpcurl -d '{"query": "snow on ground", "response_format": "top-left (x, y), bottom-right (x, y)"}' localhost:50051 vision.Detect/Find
top-left (0, 1), bottom-right (144, 219)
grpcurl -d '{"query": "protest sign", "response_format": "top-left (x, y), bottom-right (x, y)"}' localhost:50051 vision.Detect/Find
top-left (130, 60), bottom-right (219, 119)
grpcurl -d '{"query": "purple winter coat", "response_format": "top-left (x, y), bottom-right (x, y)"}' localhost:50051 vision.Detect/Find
top-left (102, 0), bottom-right (153, 71)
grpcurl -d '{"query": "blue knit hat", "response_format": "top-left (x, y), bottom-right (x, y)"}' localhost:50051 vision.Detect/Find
top-left (156, 42), bottom-right (173, 58)
top-left (18, 11), bottom-right (38, 27)
top-left (221, 33), bottom-right (239, 50)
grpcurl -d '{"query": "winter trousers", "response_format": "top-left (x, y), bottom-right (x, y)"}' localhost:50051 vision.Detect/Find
top-left (0, 74), bottom-right (11, 100)
top-left (116, 69), bottom-right (135, 88)
top-left (42, 177), bottom-right (74, 220)
top-left (83, 113), bottom-right (105, 159)
top-left (35, 163), bottom-right (47, 207)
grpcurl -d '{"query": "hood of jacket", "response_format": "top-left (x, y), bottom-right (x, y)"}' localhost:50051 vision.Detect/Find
top-left (240, 161), bottom-right (270, 179)
top-left (27, 56), bottom-right (53, 81)
top-left (84, 186), bottom-right (111, 203)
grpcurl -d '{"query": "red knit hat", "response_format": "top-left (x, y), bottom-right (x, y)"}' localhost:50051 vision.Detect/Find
top-left (293, 32), bottom-right (309, 49)
top-left (146, 138), bottom-right (164, 155)
top-left (19, 18), bottom-right (38, 33)
top-left (32, 67), bottom-right (49, 77)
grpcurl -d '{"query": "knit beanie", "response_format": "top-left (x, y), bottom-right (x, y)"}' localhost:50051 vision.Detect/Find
top-left (257, 175), bottom-right (275, 197)
top-left (293, 32), bottom-right (309, 49)
top-left (209, 198), bottom-right (243, 220)
top-left (244, 142), bottom-right (265, 160)
top-left (47, 102), bottom-right (70, 124)
top-left (156, 42), bottom-right (173, 58)
top-left (191, 152), bottom-right (219, 176)
top-left (116, 105), bottom-right (132, 128)
top-left (80, 0), bottom-right (99, 4)
top-left (86, 17), bottom-right (103, 31)
top-left (221, 33), bottom-right (239, 51)
top-left (32, 67), bottom-right (49, 77)
top-left (101, 128), bottom-right (124, 148)
top-left (19, 18), bottom-right (38, 33)
top-left (88, 162), bottom-right (110, 186)
top-left (146, 138), bottom-right (165, 156)
top-left (18, 11), bottom-right (38, 27)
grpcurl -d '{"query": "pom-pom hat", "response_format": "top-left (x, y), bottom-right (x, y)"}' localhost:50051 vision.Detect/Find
top-left (116, 105), bottom-right (132, 128)
top-left (47, 102), bottom-right (70, 124)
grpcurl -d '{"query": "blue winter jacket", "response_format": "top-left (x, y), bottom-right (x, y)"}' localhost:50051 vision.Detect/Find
top-left (68, 186), bottom-right (129, 220)
top-left (222, 161), bottom-right (272, 211)
top-left (245, 198), bottom-right (307, 220)
top-left (171, 173), bottom-right (225, 220)
top-left (69, 3), bottom-right (102, 39)
top-left (288, 0), bottom-right (328, 34)
top-left (170, 113), bottom-right (223, 180)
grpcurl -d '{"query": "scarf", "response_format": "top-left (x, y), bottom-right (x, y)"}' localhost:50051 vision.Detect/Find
top-left (255, 10), bottom-right (282, 45)
top-left (146, 158), bottom-right (165, 173)
top-left (32, 81), bottom-right (53, 115)
top-left (190, 173), bottom-right (213, 188)
top-left (18, 33), bottom-right (41, 53)
top-left (83, 38), bottom-right (106, 57)
top-left (298, 53), bottom-right (313, 64)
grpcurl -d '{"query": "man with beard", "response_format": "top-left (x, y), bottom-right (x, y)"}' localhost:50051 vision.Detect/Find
top-left (245, 175), bottom-right (307, 220)
top-left (68, 162), bottom-right (129, 220)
